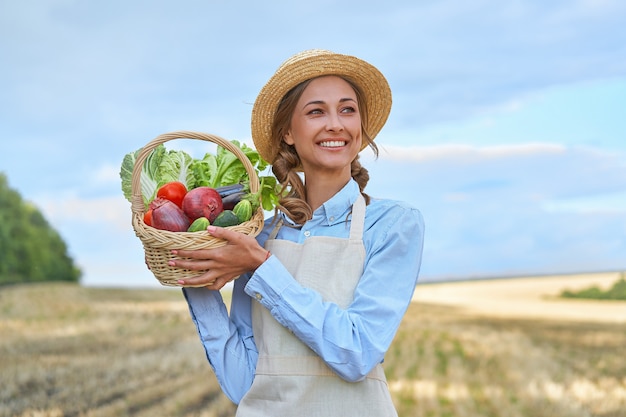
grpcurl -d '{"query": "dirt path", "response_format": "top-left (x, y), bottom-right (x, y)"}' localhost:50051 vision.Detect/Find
top-left (412, 271), bottom-right (626, 323)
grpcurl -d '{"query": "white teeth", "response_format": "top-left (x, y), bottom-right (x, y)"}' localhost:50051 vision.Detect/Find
top-left (319, 140), bottom-right (346, 148)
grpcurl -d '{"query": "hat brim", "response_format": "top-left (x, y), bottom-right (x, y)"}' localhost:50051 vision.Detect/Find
top-left (251, 49), bottom-right (392, 163)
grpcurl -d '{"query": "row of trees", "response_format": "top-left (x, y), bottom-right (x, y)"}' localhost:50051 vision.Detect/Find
top-left (561, 272), bottom-right (626, 301)
top-left (0, 173), bottom-right (81, 285)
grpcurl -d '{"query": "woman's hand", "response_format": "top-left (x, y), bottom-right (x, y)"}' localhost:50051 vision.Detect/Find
top-left (169, 226), bottom-right (269, 290)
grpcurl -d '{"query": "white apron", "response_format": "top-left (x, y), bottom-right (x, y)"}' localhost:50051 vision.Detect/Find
top-left (236, 195), bottom-right (398, 417)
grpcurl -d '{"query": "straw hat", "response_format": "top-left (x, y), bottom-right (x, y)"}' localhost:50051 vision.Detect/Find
top-left (251, 49), bottom-right (392, 163)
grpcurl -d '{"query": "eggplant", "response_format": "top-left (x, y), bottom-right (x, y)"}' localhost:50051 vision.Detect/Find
top-left (215, 183), bottom-right (244, 198)
top-left (221, 191), bottom-right (245, 210)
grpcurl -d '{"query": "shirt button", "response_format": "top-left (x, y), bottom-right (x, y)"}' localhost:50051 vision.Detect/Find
top-left (303, 231), bottom-right (311, 237)
top-left (329, 216), bottom-right (335, 222)
top-left (255, 293), bottom-right (263, 300)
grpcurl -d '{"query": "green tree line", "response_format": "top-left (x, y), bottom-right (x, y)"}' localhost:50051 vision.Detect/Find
top-left (0, 173), bottom-right (81, 285)
top-left (560, 273), bottom-right (626, 301)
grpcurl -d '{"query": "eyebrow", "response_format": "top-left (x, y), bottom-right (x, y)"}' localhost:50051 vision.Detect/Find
top-left (302, 97), bottom-right (357, 109)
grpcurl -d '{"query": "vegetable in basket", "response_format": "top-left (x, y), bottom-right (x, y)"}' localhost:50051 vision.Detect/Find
top-left (216, 183), bottom-right (245, 210)
top-left (212, 210), bottom-right (240, 227)
top-left (150, 197), bottom-right (191, 232)
top-left (120, 140), bottom-right (281, 214)
top-left (191, 140), bottom-right (265, 188)
top-left (233, 200), bottom-right (253, 223)
top-left (190, 140), bottom-right (281, 212)
top-left (156, 181), bottom-right (187, 208)
top-left (187, 217), bottom-right (210, 232)
top-left (120, 146), bottom-right (195, 210)
top-left (182, 186), bottom-right (224, 223)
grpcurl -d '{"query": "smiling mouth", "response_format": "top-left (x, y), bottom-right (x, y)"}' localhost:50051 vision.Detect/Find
top-left (319, 140), bottom-right (347, 148)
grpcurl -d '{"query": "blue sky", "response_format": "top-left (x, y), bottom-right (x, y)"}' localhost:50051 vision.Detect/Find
top-left (1, 1), bottom-right (625, 287)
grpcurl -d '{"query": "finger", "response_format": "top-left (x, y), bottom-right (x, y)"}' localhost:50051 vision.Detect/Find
top-left (168, 257), bottom-right (212, 271)
top-left (179, 274), bottom-right (231, 289)
top-left (177, 271), bottom-right (215, 287)
top-left (172, 248), bottom-right (214, 260)
top-left (203, 278), bottom-right (229, 291)
top-left (212, 275), bottom-right (239, 290)
top-left (206, 225), bottom-right (246, 243)
top-left (185, 273), bottom-right (238, 290)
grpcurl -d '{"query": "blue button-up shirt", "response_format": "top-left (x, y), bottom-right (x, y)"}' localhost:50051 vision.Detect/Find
top-left (183, 179), bottom-right (425, 404)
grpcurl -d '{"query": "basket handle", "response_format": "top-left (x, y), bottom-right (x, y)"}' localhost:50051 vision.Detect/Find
top-left (130, 131), bottom-right (260, 215)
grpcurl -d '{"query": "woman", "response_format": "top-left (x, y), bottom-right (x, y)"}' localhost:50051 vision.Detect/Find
top-left (171, 49), bottom-right (425, 416)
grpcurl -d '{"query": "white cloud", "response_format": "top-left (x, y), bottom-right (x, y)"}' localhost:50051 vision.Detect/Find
top-left (92, 164), bottom-right (121, 184)
top-left (364, 143), bottom-right (626, 279)
top-left (557, 0), bottom-right (626, 18)
top-left (35, 192), bottom-right (130, 231)
top-left (375, 143), bottom-right (567, 163)
top-left (371, 143), bottom-right (626, 199)
top-left (542, 191), bottom-right (626, 214)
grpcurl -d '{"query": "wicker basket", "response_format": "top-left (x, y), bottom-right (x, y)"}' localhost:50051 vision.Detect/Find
top-left (131, 131), bottom-right (265, 287)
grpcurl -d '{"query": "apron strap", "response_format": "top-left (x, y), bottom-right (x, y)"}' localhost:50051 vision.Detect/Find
top-left (349, 194), bottom-right (366, 241)
top-left (268, 218), bottom-right (284, 240)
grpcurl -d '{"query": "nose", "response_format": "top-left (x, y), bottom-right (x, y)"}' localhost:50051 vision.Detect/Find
top-left (325, 111), bottom-right (344, 132)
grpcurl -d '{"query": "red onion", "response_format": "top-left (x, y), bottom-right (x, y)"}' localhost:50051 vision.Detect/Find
top-left (149, 197), bottom-right (191, 232)
top-left (182, 187), bottom-right (224, 222)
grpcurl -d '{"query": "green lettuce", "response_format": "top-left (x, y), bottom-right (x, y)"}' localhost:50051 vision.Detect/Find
top-left (158, 149), bottom-right (195, 190)
top-left (244, 175), bottom-right (281, 212)
top-left (120, 140), bottom-right (280, 212)
top-left (190, 141), bottom-right (279, 212)
top-left (191, 140), bottom-right (269, 189)
top-left (120, 144), bottom-right (167, 209)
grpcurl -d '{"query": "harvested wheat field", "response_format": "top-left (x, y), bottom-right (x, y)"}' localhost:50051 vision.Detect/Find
top-left (1, 272), bottom-right (625, 417)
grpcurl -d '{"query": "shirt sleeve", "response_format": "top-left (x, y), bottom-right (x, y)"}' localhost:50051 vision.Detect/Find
top-left (244, 204), bottom-right (425, 382)
top-left (182, 275), bottom-right (257, 404)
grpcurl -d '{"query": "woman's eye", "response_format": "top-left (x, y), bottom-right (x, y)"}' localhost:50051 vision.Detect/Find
top-left (341, 106), bottom-right (356, 114)
top-left (308, 108), bottom-right (323, 115)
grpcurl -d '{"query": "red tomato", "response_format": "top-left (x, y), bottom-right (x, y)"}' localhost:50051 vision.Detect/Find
top-left (157, 181), bottom-right (187, 208)
top-left (143, 210), bottom-right (153, 226)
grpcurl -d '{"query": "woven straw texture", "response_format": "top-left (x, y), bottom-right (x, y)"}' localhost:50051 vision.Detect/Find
top-left (131, 131), bottom-right (265, 287)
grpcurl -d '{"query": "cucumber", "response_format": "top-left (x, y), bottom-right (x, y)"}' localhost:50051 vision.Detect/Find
top-left (212, 210), bottom-right (240, 227)
top-left (233, 200), bottom-right (253, 223)
top-left (187, 217), bottom-right (210, 232)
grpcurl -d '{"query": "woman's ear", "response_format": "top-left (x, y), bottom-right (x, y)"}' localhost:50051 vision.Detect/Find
top-left (283, 130), bottom-right (295, 146)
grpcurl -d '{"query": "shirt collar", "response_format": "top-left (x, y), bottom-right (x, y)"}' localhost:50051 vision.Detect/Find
top-left (315, 179), bottom-right (360, 226)
top-left (277, 179), bottom-right (361, 227)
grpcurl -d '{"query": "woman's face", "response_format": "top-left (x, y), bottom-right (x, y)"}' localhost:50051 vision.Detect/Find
top-left (284, 75), bottom-right (362, 179)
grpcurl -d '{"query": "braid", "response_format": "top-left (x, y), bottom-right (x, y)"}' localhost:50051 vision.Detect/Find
top-left (351, 155), bottom-right (372, 205)
top-left (272, 142), bottom-right (312, 225)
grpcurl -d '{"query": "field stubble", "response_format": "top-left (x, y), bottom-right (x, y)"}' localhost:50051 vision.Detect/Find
top-left (0, 283), bottom-right (235, 417)
top-left (1, 281), bottom-right (625, 417)
top-left (387, 301), bottom-right (626, 417)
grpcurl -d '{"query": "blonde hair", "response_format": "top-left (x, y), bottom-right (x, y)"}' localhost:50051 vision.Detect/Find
top-left (270, 76), bottom-right (378, 225)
